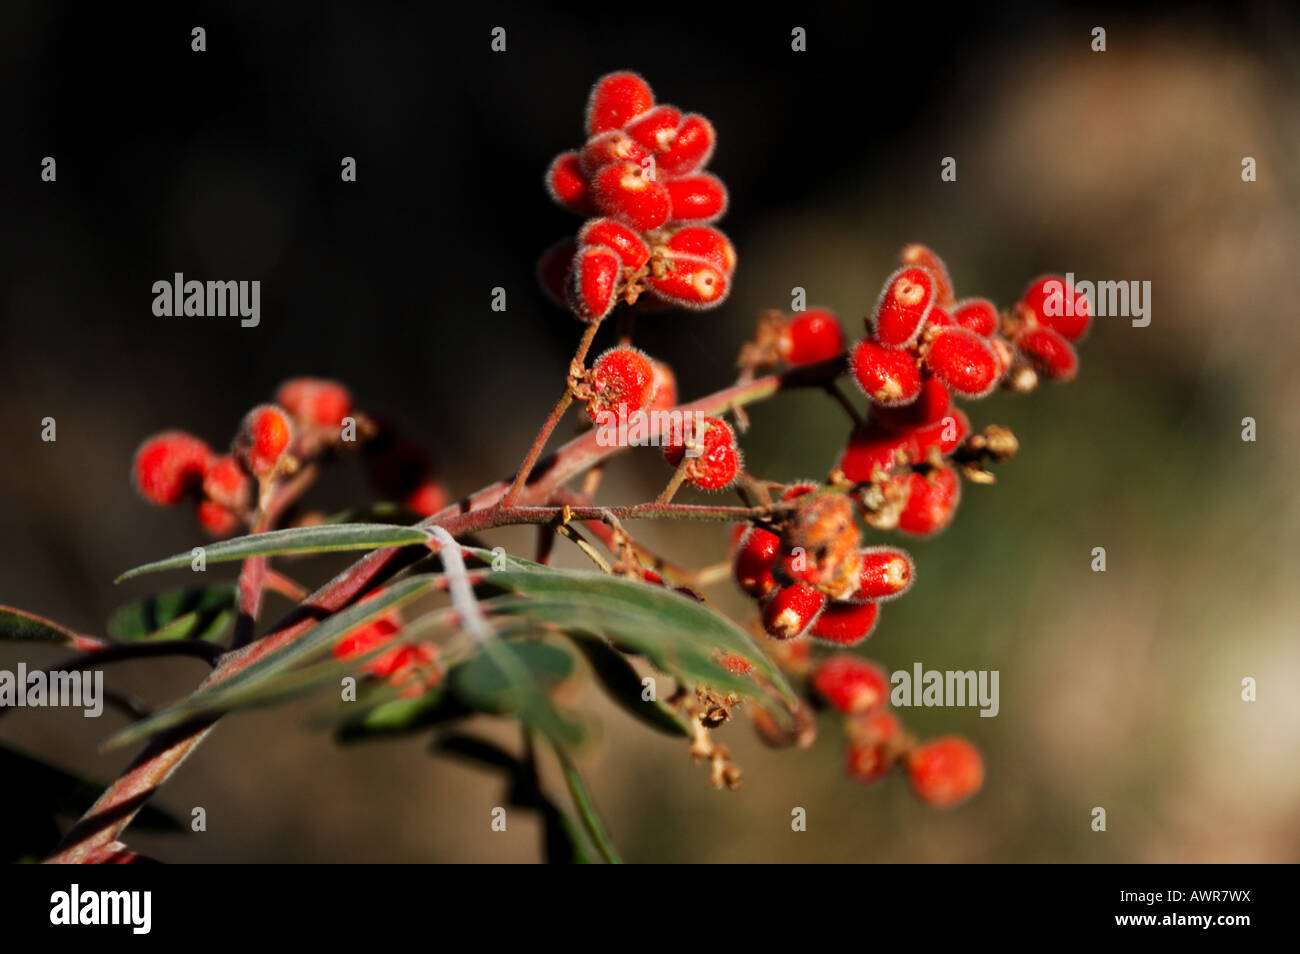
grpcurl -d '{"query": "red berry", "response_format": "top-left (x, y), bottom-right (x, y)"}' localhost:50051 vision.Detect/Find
top-left (566, 244), bottom-right (623, 322)
top-left (537, 238), bottom-right (578, 307)
top-left (851, 547), bottom-right (914, 601)
top-left (951, 298), bottom-right (998, 337)
top-left (662, 415), bottom-right (740, 489)
top-left (578, 218), bottom-right (651, 270)
top-left (648, 359), bottom-right (677, 410)
top-left (989, 334), bottom-right (1015, 379)
top-left (838, 422), bottom-right (913, 482)
top-left (761, 583), bottom-right (827, 640)
top-left (1018, 274), bottom-right (1091, 342)
top-left (546, 151), bottom-right (594, 215)
top-left (810, 600), bottom-right (879, 646)
top-left (900, 244), bottom-right (955, 307)
top-left (871, 266), bottom-right (935, 348)
top-left (657, 114), bottom-right (716, 177)
top-left (406, 481), bottom-right (449, 517)
top-left (647, 252), bottom-right (729, 309)
top-left (235, 405), bottom-right (294, 477)
top-left (845, 711), bottom-right (903, 784)
top-left (196, 499), bottom-right (240, 537)
top-left (1015, 325), bottom-right (1078, 381)
top-left (907, 736), bottom-right (984, 807)
top-left (733, 527), bottom-right (780, 598)
top-left (779, 309), bottom-right (845, 366)
top-left (202, 454), bottom-right (250, 512)
top-left (592, 161), bottom-right (672, 231)
top-left (665, 174), bottom-right (728, 223)
top-left (587, 346), bottom-right (657, 420)
top-left (872, 378), bottom-right (951, 430)
top-left (276, 378), bottom-right (351, 429)
top-left (578, 130), bottom-right (654, 176)
top-left (924, 327), bottom-right (1001, 398)
top-left (923, 305), bottom-right (954, 331)
top-left (850, 339), bottom-right (923, 407)
top-left (585, 72), bottom-right (655, 136)
top-left (812, 655), bottom-right (890, 714)
top-left (897, 465), bottom-right (961, 536)
top-left (624, 104), bottom-right (682, 153)
top-left (664, 226), bottom-right (736, 275)
top-left (132, 431), bottom-right (212, 506)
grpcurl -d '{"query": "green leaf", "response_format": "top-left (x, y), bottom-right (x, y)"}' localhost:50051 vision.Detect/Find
top-left (449, 639), bottom-right (584, 749)
top-left (102, 576), bottom-right (444, 749)
top-left (334, 680), bottom-right (471, 741)
top-left (0, 606), bottom-right (100, 650)
top-left (115, 523), bottom-right (432, 582)
top-left (567, 633), bottom-right (691, 737)
top-left (481, 567), bottom-right (798, 716)
top-left (106, 584), bottom-right (237, 643)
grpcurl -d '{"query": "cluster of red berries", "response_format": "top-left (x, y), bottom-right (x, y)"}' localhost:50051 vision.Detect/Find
top-left (733, 487), bottom-right (914, 643)
top-left (330, 592), bottom-right (440, 697)
top-left (811, 655), bottom-right (983, 806)
top-left (132, 378), bottom-right (452, 536)
top-left (540, 72), bottom-right (736, 321)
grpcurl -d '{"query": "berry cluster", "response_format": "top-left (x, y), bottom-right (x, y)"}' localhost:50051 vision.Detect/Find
top-left (330, 592), bottom-right (440, 697)
top-left (132, 378), bottom-right (450, 536)
top-left (541, 72), bottom-right (736, 320)
top-left (811, 655), bottom-right (982, 805)
top-left (733, 486), bottom-right (915, 644)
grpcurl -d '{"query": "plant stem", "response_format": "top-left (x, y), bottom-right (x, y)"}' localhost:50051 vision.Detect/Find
top-left (556, 747), bottom-right (622, 864)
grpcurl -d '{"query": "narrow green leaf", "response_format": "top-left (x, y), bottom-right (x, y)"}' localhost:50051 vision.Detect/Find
top-left (0, 606), bottom-right (100, 650)
top-left (115, 523), bottom-right (432, 582)
top-left (567, 633), bottom-right (691, 737)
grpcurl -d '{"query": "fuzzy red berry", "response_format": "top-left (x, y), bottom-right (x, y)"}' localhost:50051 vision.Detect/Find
top-left (587, 347), bottom-right (657, 420)
top-left (132, 431), bottom-right (213, 506)
top-left (871, 266), bottom-right (934, 348)
top-left (810, 599), bottom-right (879, 646)
top-left (665, 174), bottom-right (728, 223)
top-left (648, 359), bottom-right (677, 410)
top-left (276, 378), bottom-right (352, 429)
top-left (899, 244), bottom-right (955, 308)
top-left (546, 151), bottom-right (594, 216)
top-left (578, 218), bottom-right (651, 270)
top-left (872, 378), bottom-right (951, 430)
top-left (592, 161), bottom-right (672, 231)
top-left (733, 527), bottom-right (780, 598)
top-left (845, 710), bottom-right (903, 784)
top-left (566, 244), bottom-right (623, 322)
top-left (850, 339), bottom-right (923, 407)
top-left (924, 327), bottom-right (1001, 398)
top-left (196, 499), bottom-right (240, 537)
top-left (585, 72), bottom-right (655, 136)
top-left (897, 465), bottom-right (961, 536)
top-left (657, 114), bottom-right (716, 177)
top-left (812, 655), bottom-right (890, 714)
top-left (761, 583), bottom-right (827, 640)
top-left (779, 309), bottom-right (845, 366)
top-left (838, 422), bottom-right (912, 482)
top-left (647, 252), bottom-right (729, 309)
top-left (662, 415), bottom-right (740, 489)
top-left (1015, 325), bottom-right (1078, 381)
top-left (578, 130), bottom-right (653, 176)
top-left (235, 405), bottom-right (294, 478)
top-left (906, 736), bottom-right (984, 807)
top-left (664, 226), bottom-right (736, 275)
top-left (202, 454), bottom-right (250, 512)
top-left (624, 104), bottom-right (682, 153)
top-left (1018, 274), bottom-right (1090, 342)
top-left (406, 481), bottom-right (449, 518)
top-left (951, 298), bottom-right (999, 337)
top-left (851, 546), bottom-right (914, 601)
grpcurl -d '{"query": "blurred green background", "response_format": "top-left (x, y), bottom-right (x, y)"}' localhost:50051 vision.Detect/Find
top-left (2, 3), bottom-right (1297, 861)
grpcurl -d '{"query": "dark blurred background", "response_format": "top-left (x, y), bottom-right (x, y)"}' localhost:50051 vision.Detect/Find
top-left (2, 1), bottom-right (1298, 862)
